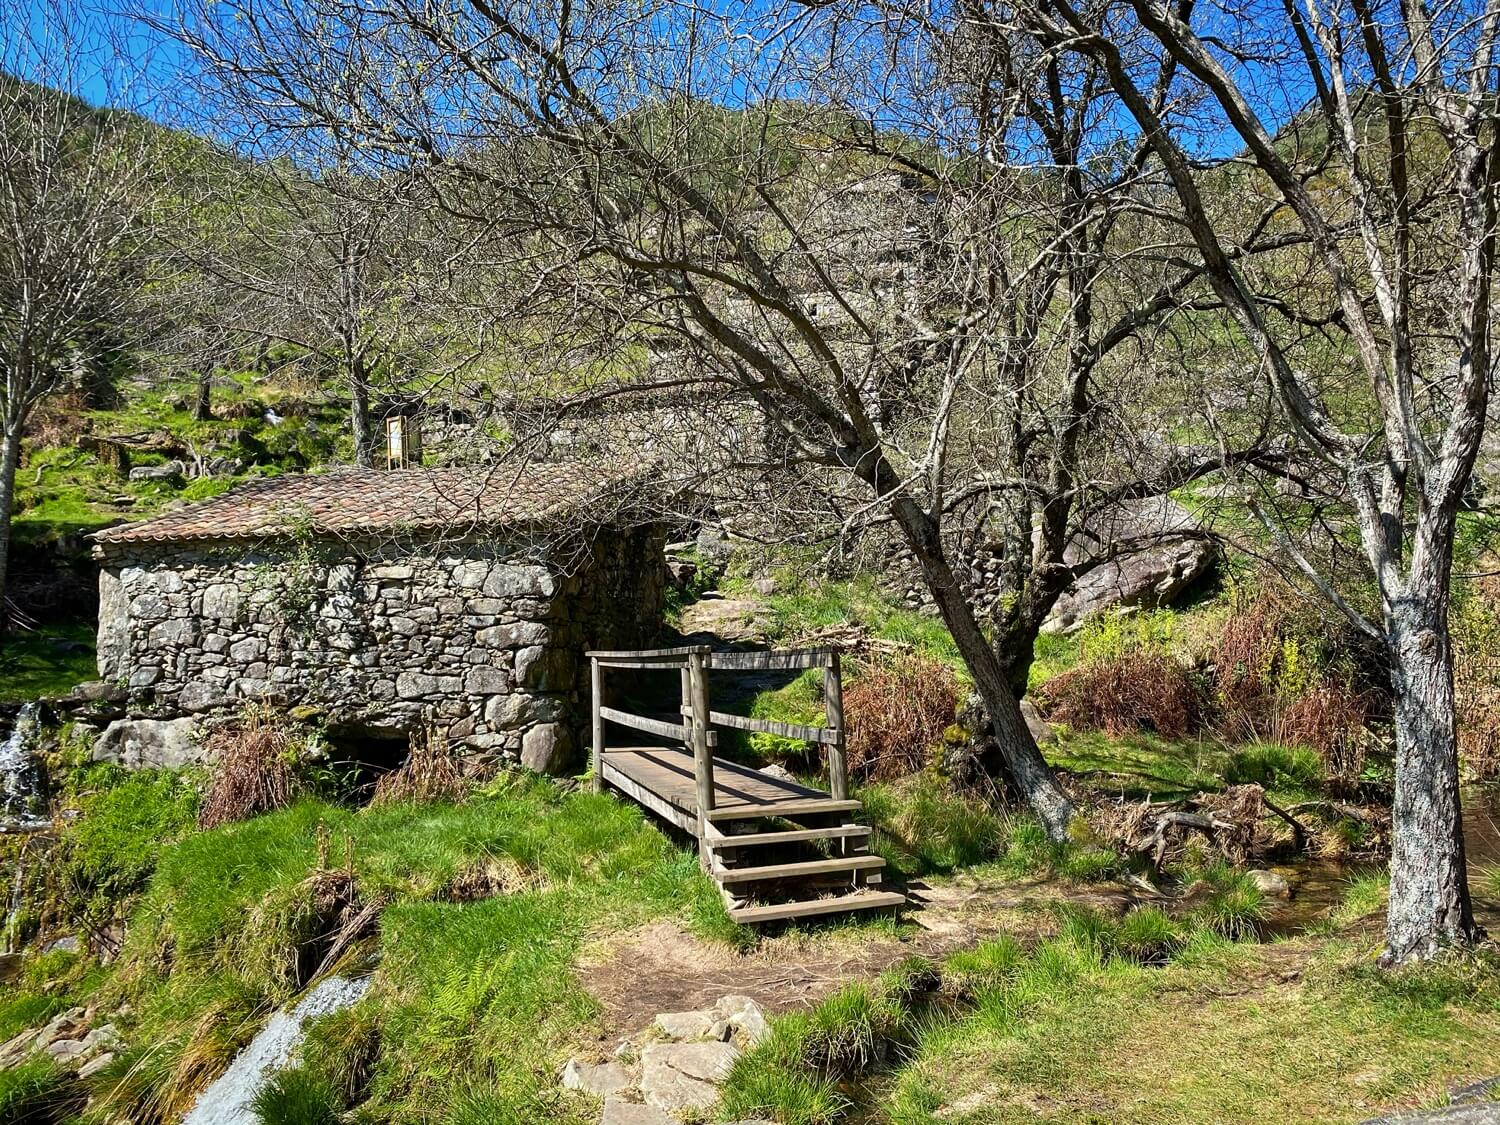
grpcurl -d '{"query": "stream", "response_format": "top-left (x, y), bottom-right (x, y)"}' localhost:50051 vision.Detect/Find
top-left (178, 975), bottom-right (371, 1125)
top-left (1263, 784), bottom-right (1500, 934)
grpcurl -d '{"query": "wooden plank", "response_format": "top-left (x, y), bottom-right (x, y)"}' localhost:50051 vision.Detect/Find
top-left (707, 649), bottom-right (838, 671)
top-left (707, 825), bottom-right (872, 848)
top-left (708, 710), bottom-right (838, 745)
top-left (594, 658), bottom-right (698, 669)
top-left (715, 855), bottom-right (885, 883)
top-left (600, 706), bottom-right (691, 743)
top-left (689, 650), bottom-right (715, 826)
top-left (728, 891), bottom-right (905, 925)
top-left (601, 759), bottom-right (699, 836)
top-left (706, 798), bottom-right (862, 822)
top-left (586, 644), bottom-right (712, 659)
top-left (600, 747), bottom-right (848, 817)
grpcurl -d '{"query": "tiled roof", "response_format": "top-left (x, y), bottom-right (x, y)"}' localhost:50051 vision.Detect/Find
top-left (91, 461), bottom-right (647, 547)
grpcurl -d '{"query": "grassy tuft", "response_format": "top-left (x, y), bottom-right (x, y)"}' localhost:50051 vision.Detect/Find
top-left (0, 1056), bottom-right (84, 1123)
top-left (251, 1066), bottom-right (341, 1125)
top-left (860, 773), bottom-right (1005, 875)
top-left (995, 817), bottom-right (1122, 884)
top-left (1185, 860), bottom-right (1268, 938)
top-left (1224, 742), bottom-right (1323, 791)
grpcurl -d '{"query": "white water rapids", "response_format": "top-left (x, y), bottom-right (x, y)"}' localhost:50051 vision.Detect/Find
top-left (178, 975), bottom-right (371, 1125)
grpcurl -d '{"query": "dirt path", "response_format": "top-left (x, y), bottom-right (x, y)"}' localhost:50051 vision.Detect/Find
top-left (575, 871), bottom-right (1140, 1046)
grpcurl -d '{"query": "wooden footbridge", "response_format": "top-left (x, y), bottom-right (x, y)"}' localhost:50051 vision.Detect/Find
top-left (587, 645), bottom-right (905, 925)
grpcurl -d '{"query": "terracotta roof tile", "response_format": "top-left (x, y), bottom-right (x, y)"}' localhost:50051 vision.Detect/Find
top-left (91, 461), bottom-right (646, 547)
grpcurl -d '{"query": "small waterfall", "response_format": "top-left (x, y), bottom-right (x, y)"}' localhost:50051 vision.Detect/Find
top-left (179, 975), bottom-right (371, 1125)
top-left (0, 703), bottom-right (49, 830)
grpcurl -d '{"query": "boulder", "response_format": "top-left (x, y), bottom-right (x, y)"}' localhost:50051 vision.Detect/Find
top-left (521, 723), bottom-right (575, 775)
top-left (1019, 699), bottom-right (1057, 746)
top-left (1043, 497), bottom-right (1217, 633)
top-left (716, 995), bottom-right (770, 1046)
top-left (93, 718), bottom-right (204, 769)
top-left (652, 1009), bottom-right (719, 1041)
top-left (127, 460), bottom-right (186, 483)
top-left (677, 595), bottom-right (771, 645)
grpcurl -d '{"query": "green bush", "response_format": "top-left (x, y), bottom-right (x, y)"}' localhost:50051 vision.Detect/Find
top-left (1224, 742), bottom-right (1323, 789)
top-left (1187, 862), bottom-right (1268, 938)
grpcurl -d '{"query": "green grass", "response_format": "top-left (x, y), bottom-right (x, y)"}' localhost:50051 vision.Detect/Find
top-left (1225, 742), bottom-right (1324, 792)
top-left (79, 774), bottom-right (739, 1123)
top-left (1330, 869), bottom-right (1391, 927)
top-left (860, 773), bottom-right (1007, 876)
top-left (1046, 728), bottom-right (1228, 800)
top-left (753, 575), bottom-right (965, 673)
top-left (0, 1055), bottom-right (83, 1122)
top-left (883, 928), bottom-right (1500, 1124)
top-left (0, 623), bottom-right (97, 701)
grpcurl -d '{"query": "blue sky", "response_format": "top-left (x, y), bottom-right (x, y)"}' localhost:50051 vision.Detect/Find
top-left (7, 0), bottom-right (188, 114)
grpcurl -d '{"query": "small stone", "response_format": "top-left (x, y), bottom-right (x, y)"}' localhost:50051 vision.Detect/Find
top-left (44, 935), bottom-right (80, 955)
top-left (78, 1051), bottom-right (116, 1080)
top-left (44, 1038), bottom-right (88, 1061)
top-left (652, 1009), bottom-right (719, 1041)
top-left (1247, 869), bottom-right (1292, 897)
top-left (560, 1057), bottom-right (633, 1098)
top-left (464, 667), bottom-right (511, 695)
top-left (715, 995), bottom-right (770, 1046)
top-left (521, 723), bottom-right (575, 775)
top-left (600, 1098), bottom-right (676, 1125)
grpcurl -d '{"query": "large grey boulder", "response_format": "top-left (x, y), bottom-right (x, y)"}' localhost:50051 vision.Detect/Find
top-left (521, 722), bottom-right (575, 775)
top-left (93, 717), bottom-right (204, 769)
top-left (1043, 497), bottom-right (1217, 633)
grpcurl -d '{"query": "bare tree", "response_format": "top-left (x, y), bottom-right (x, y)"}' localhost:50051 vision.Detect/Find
top-left (0, 3), bottom-right (162, 617)
top-left (170, 0), bottom-right (1298, 837)
top-left (1021, 0), bottom-right (1496, 960)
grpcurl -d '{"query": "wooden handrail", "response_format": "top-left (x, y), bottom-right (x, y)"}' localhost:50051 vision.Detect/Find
top-left (586, 644), bottom-right (712, 660)
top-left (600, 706), bottom-right (717, 747)
top-left (706, 648), bottom-right (839, 671)
top-left (707, 710), bottom-right (839, 745)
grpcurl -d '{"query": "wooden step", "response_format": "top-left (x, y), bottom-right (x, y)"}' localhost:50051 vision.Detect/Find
top-left (728, 891), bottom-right (906, 924)
top-left (705, 798), bottom-right (862, 822)
top-left (715, 855), bottom-right (886, 884)
top-left (707, 825), bottom-right (872, 849)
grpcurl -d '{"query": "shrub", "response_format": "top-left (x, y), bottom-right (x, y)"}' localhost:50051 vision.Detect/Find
top-left (1038, 652), bottom-right (1204, 738)
top-left (199, 706), bottom-right (308, 829)
top-left (1279, 681), bottom-right (1370, 793)
top-left (372, 726), bottom-right (467, 806)
top-left (1454, 571), bottom-right (1500, 781)
top-left (844, 654), bottom-right (958, 781)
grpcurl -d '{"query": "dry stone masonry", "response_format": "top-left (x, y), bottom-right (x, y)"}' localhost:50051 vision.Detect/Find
top-left (89, 465), bottom-right (666, 772)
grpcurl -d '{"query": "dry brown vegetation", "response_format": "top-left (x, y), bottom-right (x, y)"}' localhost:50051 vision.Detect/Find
top-left (844, 654), bottom-right (959, 781)
top-left (371, 725), bottom-right (468, 806)
top-left (1040, 652), bottom-right (1204, 739)
top-left (198, 705), bottom-right (305, 829)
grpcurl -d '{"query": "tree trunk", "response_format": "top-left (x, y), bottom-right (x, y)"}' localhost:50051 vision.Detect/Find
top-left (351, 362), bottom-right (375, 468)
top-left (0, 425), bottom-right (22, 628)
top-left (890, 497), bottom-right (1076, 839)
top-left (1384, 600), bottom-right (1477, 963)
top-left (193, 368), bottom-right (213, 421)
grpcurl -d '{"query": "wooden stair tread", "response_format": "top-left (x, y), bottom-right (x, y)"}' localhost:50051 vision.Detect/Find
top-left (715, 855), bottom-right (886, 883)
top-left (728, 891), bottom-right (906, 924)
top-left (707, 825), bottom-right (872, 848)
top-left (706, 798), bottom-right (862, 822)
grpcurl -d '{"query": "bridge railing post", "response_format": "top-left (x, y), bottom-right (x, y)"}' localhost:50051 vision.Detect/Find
top-left (590, 656), bottom-right (605, 793)
top-left (688, 649), bottom-right (715, 865)
top-left (824, 652), bottom-right (849, 801)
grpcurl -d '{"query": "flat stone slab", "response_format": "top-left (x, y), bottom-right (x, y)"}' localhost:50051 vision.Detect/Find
top-left (601, 1097), bottom-right (677, 1125)
top-left (652, 1009), bottom-right (720, 1041)
top-left (639, 1042), bottom-right (737, 1113)
top-left (561, 1058), bottom-right (633, 1098)
top-left (1362, 1108), bottom-right (1500, 1124)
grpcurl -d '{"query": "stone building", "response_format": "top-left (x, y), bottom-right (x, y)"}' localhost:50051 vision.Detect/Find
top-left (89, 462), bottom-right (666, 772)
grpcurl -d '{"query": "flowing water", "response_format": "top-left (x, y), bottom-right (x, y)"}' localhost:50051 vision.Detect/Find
top-left (0, 703), bottom-right (48, 831)
top-left (178, 975), bottom-right (371, 1125)
top-left (1264, 785), bottom-right (1500, 935)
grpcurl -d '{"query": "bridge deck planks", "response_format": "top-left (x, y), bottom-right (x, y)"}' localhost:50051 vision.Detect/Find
top-left (600, 746), bottom-right (844, 833)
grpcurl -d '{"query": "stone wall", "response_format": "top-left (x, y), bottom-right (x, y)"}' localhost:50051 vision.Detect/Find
top-left (94, 524), bottom-right (667, 771)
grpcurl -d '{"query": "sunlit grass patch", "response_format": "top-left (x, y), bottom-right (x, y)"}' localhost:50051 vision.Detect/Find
top-left (860, 773), bottom-right (1006, 876)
